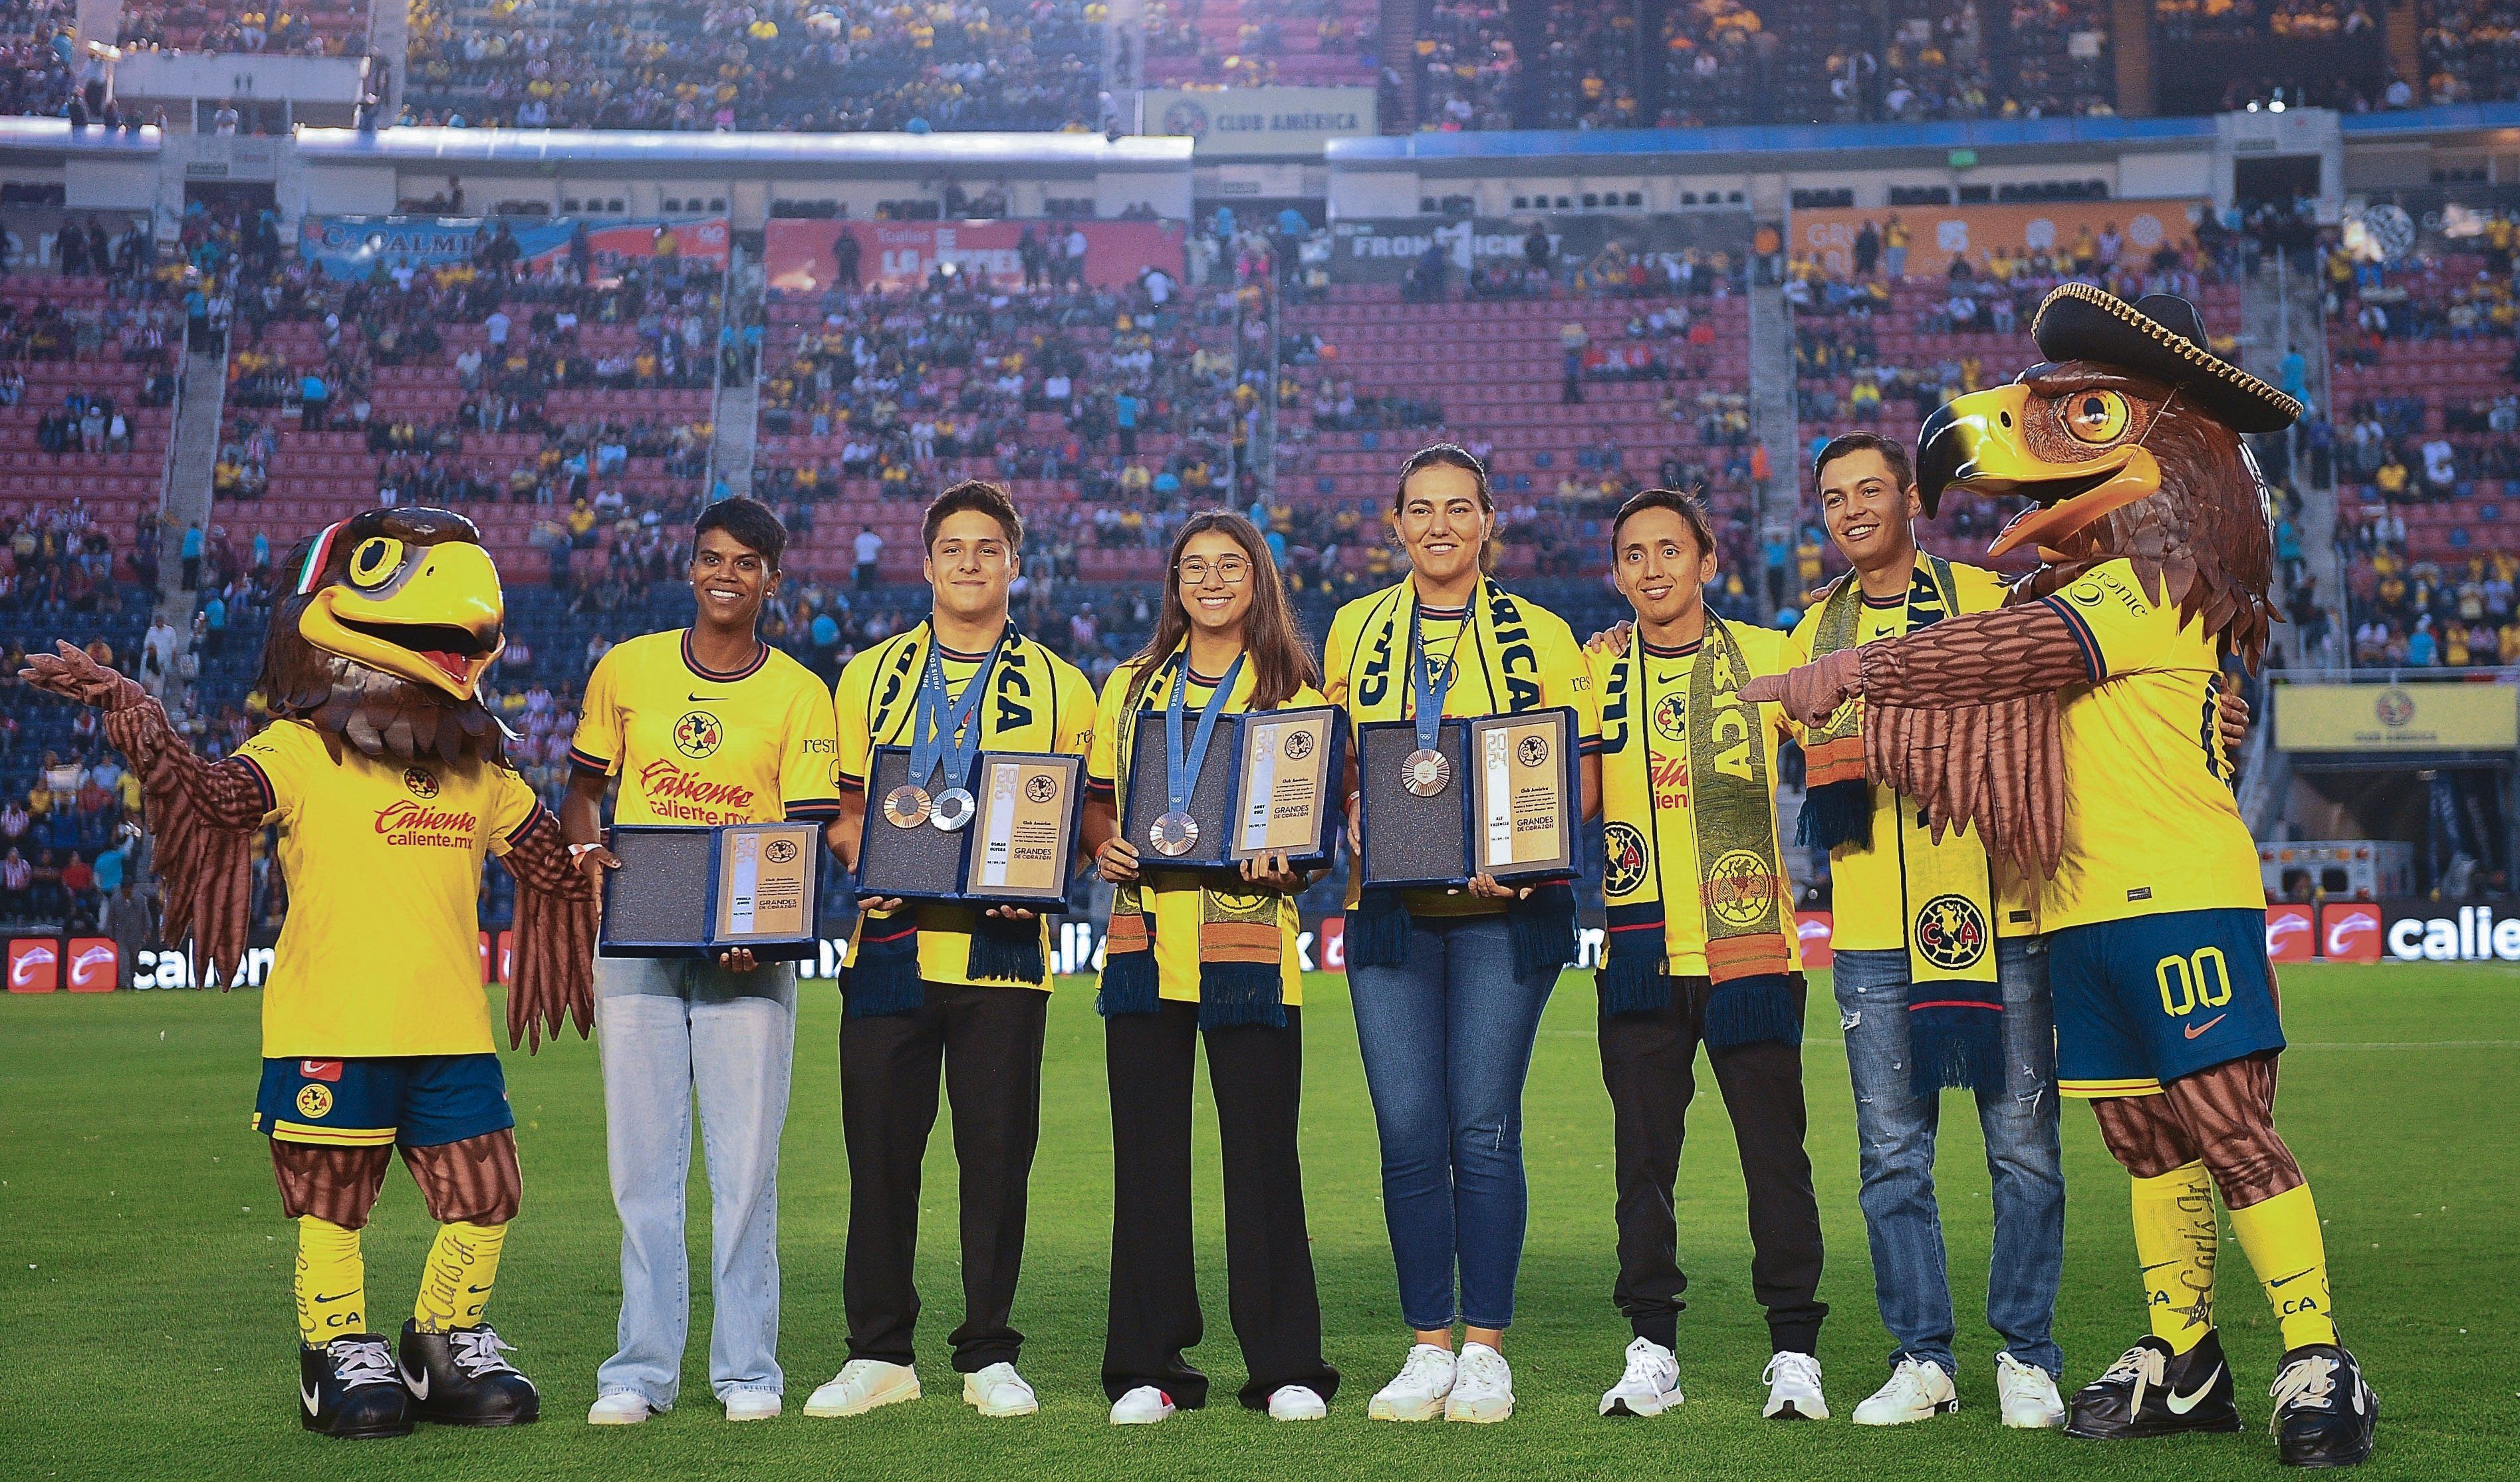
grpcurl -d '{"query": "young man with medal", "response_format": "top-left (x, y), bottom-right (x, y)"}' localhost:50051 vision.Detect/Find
top-left (1080, 511), bottom-right (1342, 1426)
top-left (1323, 444), bottom-right (1601, 1425)
top-left (813, 479), bottom-right (1097, 1421)
top-left (1791, 433), bottom-right (2069, 1430)
top-left (565, 497), bottom-right (845, 1425)
top-left (1584, 487), bottom-right (1831, 1424)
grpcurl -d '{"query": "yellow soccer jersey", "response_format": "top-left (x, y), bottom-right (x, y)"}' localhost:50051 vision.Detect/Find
top-left (235, 719), bottom-right (542, 1058)
top-left (1086, 652), bottom-right (1323, 1008)
top-left (1589, 622), bottom-right (1804, 977)
top-left (2035, 558), bottom-right (2264, 930)
top-left (835, 624), bottom-right (1097, 992)
top-left (1322, 580), bottom-right (1602, 916)
top-left (1790, 564), bottom-right (2041, 949)
top-left (570, 630), bottom-right (843, 826)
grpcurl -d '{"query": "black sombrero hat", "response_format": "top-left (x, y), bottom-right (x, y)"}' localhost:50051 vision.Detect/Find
top-left (2030, 281), bottom-right (2302, 433)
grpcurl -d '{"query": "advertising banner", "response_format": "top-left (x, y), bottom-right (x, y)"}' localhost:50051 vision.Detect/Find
top-left (2321, 902), bottom-right (2384, 962)
top-left (1796, 911), bottom-right (1834, 970)
top-left (2276, 680), bottom-right (2520, 753)
top-left (763, 219), bottom-right (1188, 294)
top-left (7, 937), bottom-right (57, 992)
top-left (1327, 212), bottom-right (1755, 285)
top-left (1140, 86), bottom-right (1377, 156)
top-left (1791, 199), bottom-right (2204, 281)
top-left (299, 215), bottom-right (732, 281)
top-left (2265, 903), bottom-right (2316, 963)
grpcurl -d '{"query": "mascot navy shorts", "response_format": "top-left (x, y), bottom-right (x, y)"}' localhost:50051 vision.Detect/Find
top-left (253, 1054), bottom-right (515, 1148)
top-left (2048, 907), bottom-right (2286, 1098)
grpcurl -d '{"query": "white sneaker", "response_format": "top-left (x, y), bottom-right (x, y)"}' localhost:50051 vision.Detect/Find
top-left (1852, 1356), bottom-right (1958, 1425)
top-left (1996, 1352), bottom-right (2067, 1429)
top-left (724, 1390), bottom-right (781, 1422)
top-left (1109, 1384), bottom-right (1176, 1425)
top-left (962, 1362), bottom-right (1039, 1417)
top-left (1267, 1384), bottom-right (1328, 1421)
top-left (1762, 1352), bottom-right (1830, 1420)
top-left (1600, 1336), bottom-right (1683, 1417)
top-left (1445, 1342), bottom-right (1515, 1423)
top-left (586, 1391), bottom-right (652, 1425)
top-left (1367, 1343), bottom-right (1456, 1422)
top-left (804, 1359), bottom-right (922, 1418)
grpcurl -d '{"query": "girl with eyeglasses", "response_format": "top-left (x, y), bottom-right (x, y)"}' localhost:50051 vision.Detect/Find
top-left (1080, 510), bottom-right (1342, 1425)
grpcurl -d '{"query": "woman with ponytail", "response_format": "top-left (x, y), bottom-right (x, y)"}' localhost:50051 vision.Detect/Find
top-left (1320, 445), bottom-right (1602, 1424)
top-left (1080, 511), bottom-right (1340, 1425)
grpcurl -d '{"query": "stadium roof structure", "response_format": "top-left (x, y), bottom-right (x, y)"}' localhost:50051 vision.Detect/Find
top-left (293, 127), bottom-right (1194, 174)
top-left (0, 118), bottom-right (162, 157)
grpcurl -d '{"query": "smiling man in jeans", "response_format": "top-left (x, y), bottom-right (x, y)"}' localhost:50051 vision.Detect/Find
top-left (1789, 433), bottom-right (2068, 1429)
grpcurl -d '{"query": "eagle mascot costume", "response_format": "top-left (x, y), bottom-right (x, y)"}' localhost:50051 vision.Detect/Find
top-left (21, 508), bottom-right (595, 1440)
top-left (1751, 286), bottom-right (2376, 1468)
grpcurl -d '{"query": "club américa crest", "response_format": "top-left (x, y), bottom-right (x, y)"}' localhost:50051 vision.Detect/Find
top-left (674, 711), bottom-right (724, 759)
top-left (402, 767), bottom-right (439, 799)
top-left (1603, 822), bottom-right (1648, 897)
top-left (1914, 893), bottom-right (1989, 971)
top-left (1706, 848), bottom-right (1779, 929)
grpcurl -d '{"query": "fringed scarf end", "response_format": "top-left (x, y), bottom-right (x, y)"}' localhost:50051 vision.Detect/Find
top-left (1344, 888), bottom-right (1413, 969)
top-left (1703, 973), bottom-right (1802, 1049)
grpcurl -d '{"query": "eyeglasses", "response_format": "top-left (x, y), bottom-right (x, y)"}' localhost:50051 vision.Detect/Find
top-left (1178, 557), bottom-right (1251, 585)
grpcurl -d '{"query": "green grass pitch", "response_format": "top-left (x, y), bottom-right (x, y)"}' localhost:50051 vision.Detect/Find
top-left (1, 963), bottom-right (2513, 1479)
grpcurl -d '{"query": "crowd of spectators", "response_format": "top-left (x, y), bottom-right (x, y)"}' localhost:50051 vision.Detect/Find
top-left (1416, 0), bottom-right (1520, 130)
top-left (402, 0), bottom-right (1103, 132)
top-left (1140, 0), bottom-right (1380, 88)
top-left (0, 0), bottom-right (76, 120)
top-left (116, 0), bottom-right (371, 57)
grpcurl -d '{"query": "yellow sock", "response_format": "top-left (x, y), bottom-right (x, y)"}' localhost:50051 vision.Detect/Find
top-left (2228, 1183), bottom-right (2338, 1350)
top-left (414, 1221), bottom-right (508, 1334)
top-left (2130, 1162), bottom-right (2219, 1354)
top-left (295, 1217), bottom-right (365, 1347)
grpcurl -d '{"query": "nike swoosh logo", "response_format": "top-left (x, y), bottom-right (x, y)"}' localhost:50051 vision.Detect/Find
top-left (688, 693), bottom-right (721, 702)
top-left (402, 1362), bottom-right (430, 1400)
top-left (2165, 1365), bottom-right (2221, 1414)
top-left (303, 1381), bottom-right (321, 1415)
top-left (2184, 1013), bottom-right (2227, 1040)
top-left (2267, 1268), bottom-right (2317, 1289)
top-left (313, 1291), bottom-right (356, 1304)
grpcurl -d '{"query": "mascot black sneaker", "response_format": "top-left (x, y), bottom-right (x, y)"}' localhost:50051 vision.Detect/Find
top-left (2270, 1344), bottom-right (2376, 1468)
top-left (301, 1334), bottom-right (414, 1439)
top-left (398, 1319), bottom-right (541, 1425)
top-left (2065, 1331), bottom-right (2241, 1439)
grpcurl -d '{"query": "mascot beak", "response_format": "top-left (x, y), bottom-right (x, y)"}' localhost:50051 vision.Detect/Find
top-left (299, 540), bottom-right (507, 699)
top-left (1918, 384), bottom-right (2161, 558)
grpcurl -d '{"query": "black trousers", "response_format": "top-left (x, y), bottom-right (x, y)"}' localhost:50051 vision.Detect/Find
top-left (1598, 974), bottom-right (1827, 1355)
top-left (840, 979), bottom-right (1049, 1371)
top-left (1102, 1002), bottom-right (1338, 1409)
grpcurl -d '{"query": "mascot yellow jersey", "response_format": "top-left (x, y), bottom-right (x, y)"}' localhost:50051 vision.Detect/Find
top-left (2034, 557), bottom-right (2263, 929)
top-left (239, 721), bottom-right (542, 1059)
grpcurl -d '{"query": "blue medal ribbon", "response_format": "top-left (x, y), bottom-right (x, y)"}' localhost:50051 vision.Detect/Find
top-left (909, 633), bottom-right (1001, 791)
top-left (1409, 603), bottom-right (1455, 752)
top-left (1166, 652), bottom-right (1245, 818)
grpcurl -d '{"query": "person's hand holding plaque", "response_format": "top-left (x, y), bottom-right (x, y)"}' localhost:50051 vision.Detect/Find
top-left (1464, 871), bottom-right (1534, 902)
top-left (717, 947), bottom-right (758, 973)
top-left (570, 840), bottom-right (620, 887)
top-left (1096, 836), bottom-right (1142, 884)
top-left (1237, 848), bottom-right (1309, 894)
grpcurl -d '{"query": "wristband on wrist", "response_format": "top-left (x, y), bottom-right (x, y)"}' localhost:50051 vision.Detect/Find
top-left (567, 842), bottom-right (602, 860)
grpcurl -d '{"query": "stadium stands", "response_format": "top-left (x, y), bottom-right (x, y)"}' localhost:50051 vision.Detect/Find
top-left (117, 0), bottom-right (372, 57)
top-left (1141, 0), bottom-right (1380, 88)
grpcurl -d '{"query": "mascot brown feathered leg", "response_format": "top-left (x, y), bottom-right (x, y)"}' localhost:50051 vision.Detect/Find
top-left (19, 509), bottom-right (593, 1441)
top-left (1750, 289), bottom-right (2376, 1467)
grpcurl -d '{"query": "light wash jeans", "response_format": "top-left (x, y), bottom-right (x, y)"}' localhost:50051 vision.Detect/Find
top-left (1831, 937), bottom-right (2065, 1379)
top-left (1346, 913), bottom-right (1557, 1332)
top-left (594, 955), bottom-right (798, 1406)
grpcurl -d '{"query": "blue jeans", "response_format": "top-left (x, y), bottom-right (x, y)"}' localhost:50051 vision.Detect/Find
top-left (1832, 938), bottom-right (2065, 1379)
top-left (1347, 913), bottom-right (1556, 1331)
top-left (594, 955), bottom-right (797, 1406)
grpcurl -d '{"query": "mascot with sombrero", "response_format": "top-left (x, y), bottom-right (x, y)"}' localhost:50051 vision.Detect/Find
top-left (19, 509), bottom-right (596, 1439)
top-left (1749, 286), bottom-right (2378, 1467)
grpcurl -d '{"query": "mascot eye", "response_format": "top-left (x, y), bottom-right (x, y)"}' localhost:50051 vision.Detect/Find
top-left (347, 537), bottom-right (406, 590)
top-left (2063, 389), bottom-right (2132, 444)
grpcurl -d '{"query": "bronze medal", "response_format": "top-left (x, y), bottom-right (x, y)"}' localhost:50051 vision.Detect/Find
top-left (1150, 810), bottom-right (1199, 858)
top-left (883, 785), bottom-right (932, 829)
top-left (1402, 747), bottom-right (1452, 798)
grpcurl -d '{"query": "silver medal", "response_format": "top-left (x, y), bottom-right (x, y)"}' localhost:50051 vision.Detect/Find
top-left (930, 787), bottom-right (976, 832)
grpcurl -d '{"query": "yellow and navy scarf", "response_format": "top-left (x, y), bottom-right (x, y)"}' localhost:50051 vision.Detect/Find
top-left (844, 621), bottom-right (1057, 1017)
top-left (1801, 556), bottom-right (2006, 1090)
top-left (1340, 576), bottom-right (1576, 978)
top-left (1596, 614), bottom-right (1799, 1045)
top-left (1094, 648), bottom-right (1288, 1029)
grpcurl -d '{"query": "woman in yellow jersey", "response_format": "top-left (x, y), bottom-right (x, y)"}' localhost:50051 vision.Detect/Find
top-left (1321, 445), bottom-right (1602, 1424)
top-left (1080, 511), bottom-right (1340, 1426)
top-left (564, 499), bottom-right (844, 1425)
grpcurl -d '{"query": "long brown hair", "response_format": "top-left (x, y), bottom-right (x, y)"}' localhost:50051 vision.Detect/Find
top-left (1124, 510), bottom-right (1319, 711)
top-left (1390, 441), bottom-right (1500, 574)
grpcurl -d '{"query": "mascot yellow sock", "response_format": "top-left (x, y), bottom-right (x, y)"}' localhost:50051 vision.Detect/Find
top-left (295, 1217), bottom-right (365, 1346)
top-left (2229, 1184), bottom-right (2337, 1350)
top-left (414, 1221), bottom-right (508, 1333)
top-left (2130, 1162), bottom-right (2218, 1354)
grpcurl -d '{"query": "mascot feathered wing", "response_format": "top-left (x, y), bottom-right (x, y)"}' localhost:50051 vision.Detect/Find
top-left (28, 507), bottom-right (593, 1047)
top-left (21, 507), bottom-right (594, 1439)
top-left (1750, 287), bottom-right (2378, 1466)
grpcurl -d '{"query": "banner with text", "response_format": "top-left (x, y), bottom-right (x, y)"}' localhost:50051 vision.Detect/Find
top-left (1326, 212), bottom-right (1755, 285)
top-left (763, 218), bottom-right (1188, 294)
top-left (1141, 86), bottom-right (1377, 156)
top-left (299, 215), bottom-right (731, 280)
top-left (2275, 680), bottom-right (2520, 753)
top-left (1791, 199), bottom-right (2204, 281)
